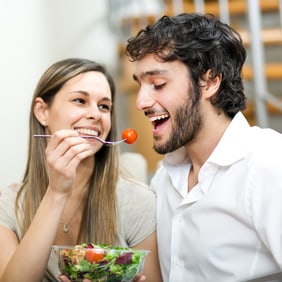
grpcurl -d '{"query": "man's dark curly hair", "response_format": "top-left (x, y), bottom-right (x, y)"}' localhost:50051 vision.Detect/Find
top-left (126, 13), bottom-right (247, 118)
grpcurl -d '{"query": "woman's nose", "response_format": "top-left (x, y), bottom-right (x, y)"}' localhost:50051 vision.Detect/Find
top-left (86, 104), bottom-right (101, 120)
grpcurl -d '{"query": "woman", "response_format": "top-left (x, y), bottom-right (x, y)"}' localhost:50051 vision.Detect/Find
top-left (0, 58), bottom-right (161, 281)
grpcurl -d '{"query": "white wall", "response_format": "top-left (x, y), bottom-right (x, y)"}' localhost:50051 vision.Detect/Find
top-left (0, 1), bottom-right (119, 188)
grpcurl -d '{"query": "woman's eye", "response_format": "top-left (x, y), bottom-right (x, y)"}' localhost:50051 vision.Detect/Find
top-left (73, 98), bottom-right (85, 104)
top-left (99, 104), bottom-right (111, 111)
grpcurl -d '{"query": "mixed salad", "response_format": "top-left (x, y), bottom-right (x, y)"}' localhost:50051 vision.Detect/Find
top-left (54, 243), bottom-right (148, 282)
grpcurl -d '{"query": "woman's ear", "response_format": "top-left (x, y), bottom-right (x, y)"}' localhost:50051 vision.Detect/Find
top-left (201, 70), bottom-right (222, 99)
top-left (33, 97), bottom-right (49, 126)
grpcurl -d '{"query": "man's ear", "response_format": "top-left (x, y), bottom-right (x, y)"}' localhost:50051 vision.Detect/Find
top-left (201, 70), bottom-right (222, 99)
top-left (33, 97), bottom-right (49, 126)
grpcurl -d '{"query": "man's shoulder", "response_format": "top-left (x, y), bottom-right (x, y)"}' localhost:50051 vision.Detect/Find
top-left (250, 126), bottom-right (282, 152)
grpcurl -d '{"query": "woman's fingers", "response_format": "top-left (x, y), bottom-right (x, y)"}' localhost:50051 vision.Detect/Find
top-left (59, 275), bottom-right (91, 282)
top-left (45, 130), bottom-right (94, 192)
top-left (48, 141), bottom-right (91, 174)
top-left (134, 274), bottom-right (146, 281)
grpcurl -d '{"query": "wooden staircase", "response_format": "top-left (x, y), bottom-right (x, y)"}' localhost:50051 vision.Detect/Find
top-left (164, 0), bottom-right (280, 16)
top-left (115, 0), bottom-right (282, 173)
top-left (118, 0), bottom-right (282, 128)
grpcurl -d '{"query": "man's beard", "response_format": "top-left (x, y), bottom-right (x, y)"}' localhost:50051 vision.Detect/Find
top-left (154, 96), bottom-right (201, 154)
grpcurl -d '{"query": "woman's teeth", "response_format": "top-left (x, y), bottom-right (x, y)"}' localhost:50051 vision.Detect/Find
top-left (75, 128), bottom-right (98, 136)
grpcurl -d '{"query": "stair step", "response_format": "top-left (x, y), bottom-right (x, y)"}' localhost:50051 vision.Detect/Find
top-left (240, 28), bottom-right (282, 46)
top-left (243, 98), bottom-right (282, 126)
top-left (165, 0), bottom-right (280, 16)
top-left (243, 63), bottom-right (282, 80)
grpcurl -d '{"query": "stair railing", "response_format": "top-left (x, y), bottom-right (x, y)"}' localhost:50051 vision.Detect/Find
top-left (170, 0), bottom-right (282, 128)
top-left (247, 0), bottom-right (269, 127)
top-left (247, 0), bottom-right (282, 126)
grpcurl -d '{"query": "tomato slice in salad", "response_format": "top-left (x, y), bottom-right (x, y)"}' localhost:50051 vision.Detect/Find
top-left (85, 248), bottom-right (105, 263)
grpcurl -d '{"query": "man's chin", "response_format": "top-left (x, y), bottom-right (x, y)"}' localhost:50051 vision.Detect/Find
top-left (153, 141), bottom-right (166, 155)
top-left (153, 143), bottom-right (173, 155)
top-left (154, 139), bottom-right (184, 154)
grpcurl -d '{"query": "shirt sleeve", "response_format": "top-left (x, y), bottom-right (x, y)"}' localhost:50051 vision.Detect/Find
top-left (116, 176), bottom-right (156, 247)
top-left (248, 130), bottom-right (282, 266)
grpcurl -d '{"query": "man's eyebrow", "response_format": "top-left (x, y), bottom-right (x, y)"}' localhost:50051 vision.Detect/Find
top-left (133, 70), bottom-right (168, 81)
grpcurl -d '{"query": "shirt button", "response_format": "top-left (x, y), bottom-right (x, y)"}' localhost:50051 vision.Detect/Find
top-left (174, 257), bottom-right (183, 267)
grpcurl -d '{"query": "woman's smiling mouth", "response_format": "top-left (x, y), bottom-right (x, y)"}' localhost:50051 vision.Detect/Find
top-left (75, 128), bottom-right (100, 137)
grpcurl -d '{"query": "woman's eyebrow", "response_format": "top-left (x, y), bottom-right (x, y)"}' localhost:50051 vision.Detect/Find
top-left (68, 90), bottom-right (89, 96)
top-left (69, 90), bottom-right (112, 102)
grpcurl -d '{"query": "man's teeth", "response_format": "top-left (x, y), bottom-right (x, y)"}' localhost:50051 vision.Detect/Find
top-left (76, 128), bottom-right (98, 136)
top-left (149, 114), bottom-right (169, 122)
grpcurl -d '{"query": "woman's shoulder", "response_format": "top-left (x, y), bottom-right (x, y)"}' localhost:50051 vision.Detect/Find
top-left (116, 176), bottom-right (156, 214)
top-left (117, 176), bottom-right (156, 201)
top-left (116, 176), bottom-right (156, 247)
top-left (0, 183), bottom-right (21, 213)
top-left (0, 183), bottom-right (20, 200)
top-left (0, 183), bottom-right (21, 234)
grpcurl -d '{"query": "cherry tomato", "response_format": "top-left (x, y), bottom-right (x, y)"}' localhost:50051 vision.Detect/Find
top-left (85, 248), bottom-right (105, 263)
top-left (121, 128), bottom-right (138, 144)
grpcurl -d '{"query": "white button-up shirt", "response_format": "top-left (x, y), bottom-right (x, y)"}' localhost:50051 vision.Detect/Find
top-left (151, 112), bottom-right (282, 282)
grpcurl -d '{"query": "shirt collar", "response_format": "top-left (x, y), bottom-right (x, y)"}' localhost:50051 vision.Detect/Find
top-left (163, 112), bottom-right (251, 168)
top-left (207, 111), bottom-right (251, 166)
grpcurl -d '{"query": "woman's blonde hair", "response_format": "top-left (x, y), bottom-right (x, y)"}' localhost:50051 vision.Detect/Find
top-left (16, 58), bottom-right (119, 244)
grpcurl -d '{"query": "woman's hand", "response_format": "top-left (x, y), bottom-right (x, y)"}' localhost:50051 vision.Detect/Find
top-left (59, 275), bottom-right (91, 282)
top-left (134, 274), bottom-right (146, 281)
top-left (46, 129), bottom-right (93, 194)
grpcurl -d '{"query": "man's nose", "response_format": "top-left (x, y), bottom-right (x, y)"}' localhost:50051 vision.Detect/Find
top-left (136, 86), bottom-right (154, 111)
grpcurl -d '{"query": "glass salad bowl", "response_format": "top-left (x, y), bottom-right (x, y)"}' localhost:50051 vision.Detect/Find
top-left (52, 243), bottom-right (149, 282)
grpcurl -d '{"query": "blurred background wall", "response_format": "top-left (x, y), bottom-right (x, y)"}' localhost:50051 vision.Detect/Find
top-left (1, 0), bottom-right (282, 188)
top-left (0, 0), bottom-right (120, 188)
top-left (0, 0), bottom-right (163, 188)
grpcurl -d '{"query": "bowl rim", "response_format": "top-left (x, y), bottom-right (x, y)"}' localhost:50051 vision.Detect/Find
top-left (51, 244), bottom-right (150, 253)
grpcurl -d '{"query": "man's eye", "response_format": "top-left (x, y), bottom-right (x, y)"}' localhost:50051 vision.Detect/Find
top-left (154, 83), bottom-right (165, 90)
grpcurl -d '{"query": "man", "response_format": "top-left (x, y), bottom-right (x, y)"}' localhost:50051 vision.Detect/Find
top-left (126, 13), bottom-right (282, 281)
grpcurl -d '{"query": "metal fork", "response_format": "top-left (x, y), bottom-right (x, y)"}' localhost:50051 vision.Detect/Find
top-left (33, 134), bottom-right (126, 146)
